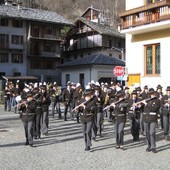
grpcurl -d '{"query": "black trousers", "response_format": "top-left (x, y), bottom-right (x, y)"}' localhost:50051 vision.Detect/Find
top-left (129, 118), bottom-right (140, 141)
top-left (23, 120), bottom-right (34, 145)
top-left (115, 121), bottom-right (125, 146)
top-left (82, 120), bottom-right (93, 149)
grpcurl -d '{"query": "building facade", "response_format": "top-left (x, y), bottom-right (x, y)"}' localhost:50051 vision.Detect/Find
top-left (60, 6), bottom-right (125, 86)
top-left (120, 0), bottom-right (170, 89)
top-left (0, 1), bottom-right (72, 83)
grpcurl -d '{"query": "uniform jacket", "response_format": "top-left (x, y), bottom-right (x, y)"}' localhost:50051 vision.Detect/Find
top-left (127, 98), bottom-right (142, 119)
top-left (161, 95), bottom-right (170, 116)
top-left (113, 99), bottom-right (129, 123)
top-left (143, 97), bottom-right (160, 123)
top-left (79, 97), bottom-right (97, 123)
top-left (19, 99), bottom-right (37, 122)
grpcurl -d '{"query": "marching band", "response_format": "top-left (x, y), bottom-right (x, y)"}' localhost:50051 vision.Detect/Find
top-left (3, 80), bottom-right (170, 153)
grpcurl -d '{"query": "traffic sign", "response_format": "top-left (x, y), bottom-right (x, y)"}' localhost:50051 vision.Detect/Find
top-left (113, 66), bottom-right (124, 77)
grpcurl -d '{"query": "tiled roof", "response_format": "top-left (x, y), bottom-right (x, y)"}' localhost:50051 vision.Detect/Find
top-left (0, 4), bottom-right (73, 25)
top-left (58, 53), bottom-right (125, 68)
top-left (76, 17), bottom-right (125, 38)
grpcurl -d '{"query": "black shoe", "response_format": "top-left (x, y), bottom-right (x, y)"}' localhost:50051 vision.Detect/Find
top-left (30, 144), bottom-right (36, 147)
top-left (146, 148), bottom-right (151, 152)
top-left (92, 137), bottom-right (96, 141)
top-left (165, 136), bottom-right (169, 141)
top-left (85, 146), bottom-right (90, 151)
top-left (120, 146), bottom-right (126, 150)
top-left (25, 142), bottom-right (29, 146)
top-left (152, 149), bottom-right (157, 153)
top-left (115, 145), bottom-right (120, 149)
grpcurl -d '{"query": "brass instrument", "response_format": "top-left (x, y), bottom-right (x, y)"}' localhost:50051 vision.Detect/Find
top-left (104, 91), bottom-right (109, 105)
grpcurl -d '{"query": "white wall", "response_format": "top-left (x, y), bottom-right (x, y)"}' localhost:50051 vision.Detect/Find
top-left (126, 33), bottom-right (170, 89)
top-left (61, 65), bottom-right (116, 87)
top-left (126, 0), bottom-right (144, 10)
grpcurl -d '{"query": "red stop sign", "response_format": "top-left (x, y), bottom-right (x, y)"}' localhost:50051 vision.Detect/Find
top-left (113, 66), bottom-right (124, 77)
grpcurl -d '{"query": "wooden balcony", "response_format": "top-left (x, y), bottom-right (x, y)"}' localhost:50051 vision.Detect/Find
top-left (120, 0), bottom-right (170, 31)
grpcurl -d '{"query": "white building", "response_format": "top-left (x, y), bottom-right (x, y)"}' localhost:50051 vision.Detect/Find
top-left (120, 0), bottom-right (170, 90)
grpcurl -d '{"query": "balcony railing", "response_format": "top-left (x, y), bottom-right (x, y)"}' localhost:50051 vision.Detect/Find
top-left (120, 0), bottom-right (170, 30)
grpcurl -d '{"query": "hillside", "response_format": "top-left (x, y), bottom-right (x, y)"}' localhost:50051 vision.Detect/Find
top-left (8, 0), bottom-right (125, 23)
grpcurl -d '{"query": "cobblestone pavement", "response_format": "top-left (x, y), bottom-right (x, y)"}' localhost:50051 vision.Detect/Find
top-left (0, 104), bottom-right (170, 170)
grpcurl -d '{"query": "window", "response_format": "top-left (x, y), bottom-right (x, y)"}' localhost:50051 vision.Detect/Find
top-left (12, 19), bottom-right (23, 28)
top-left (0, 18), bottom-right (8, 26)
top-left (144, 43), bottom-right (160, 75)
top-left (12, 35), bottom-right (23, 45)
top-left (33, 25), bottom-right (39, 37)
top-left (13, 72), bottom-right (21, 76)
top-left (0, 34), bottom-right (9, 48)
top-left (0, 53), bottom-right (8, 63)
top-left (11, 53), bottom-right (23, 63)
top-left (74, 55), bottom-right (77, 60)
top-left (145, 0), bottom-right (161, 4)
top-left (79, 74), bottom-right (84, 87)
top-left (43, 42), bottom-right (55, 52)
top-left (46, 26), bottom-right (54, 34)
top-left (66, 74), bottom-right (70, 85)
top-left (30, 60), bottom-right (54, 69)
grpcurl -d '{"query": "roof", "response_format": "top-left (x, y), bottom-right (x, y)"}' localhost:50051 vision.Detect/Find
top-left (75, 17), bottom-right (125, 38)
top-left (58, 53), bottom-right (125, 68)
top-left (81, 6), bottom-right (101, 17)
top-left (2, 76), bottom-right (38, 80)
top-left (0, 4), bottom-right (73, 25)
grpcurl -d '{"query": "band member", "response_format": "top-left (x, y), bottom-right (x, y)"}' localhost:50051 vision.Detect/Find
top-left (50, 85), bottom-right (62, 118)
top-left (18, 93), bottom-right (37, 147)
top-left (142, 88), bottom-right (160, 153)
top-left (160, 86), bottom-right (170, 141)
top-left (40, 85), bottom-right (51, 136)
top-left (72, 85), bottom-right (83, 123)
top-left (124, 86), bottom-right (130, 100)
top-left (33, 87), bottom-right (42, 139)
top-left (107, 82), bottom-right (117, 122)
top-left (92, 85), bottom-right (105, 139)
top-left (75, 88), bottom-right (96, 151)
top-left (155, 85), bottom-right (164, 129)
top-left (110, 91), bottom-right (128, 150)
top-left (62, 82), bottom-right (73, 121)
top-left (136, 86), bottom-right (145, 136)
top-left (3, 85), bottom-right (11, 111)
top-left (128, 90), bottom-right (142, 141)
